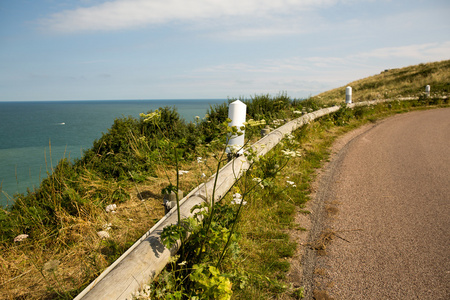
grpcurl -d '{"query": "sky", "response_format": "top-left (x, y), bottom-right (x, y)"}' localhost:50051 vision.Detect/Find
top-left (0, 0), bottom-right (449, 101)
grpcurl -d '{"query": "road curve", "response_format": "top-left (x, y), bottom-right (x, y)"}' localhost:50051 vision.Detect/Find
top-left (304, 108), bottom-right (450, 299)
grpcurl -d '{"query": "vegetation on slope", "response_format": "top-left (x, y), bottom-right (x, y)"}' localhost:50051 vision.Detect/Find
top-left (0, 92), bottom-right (309, 299)
top-left (311, 59), bottom-right (450, 104)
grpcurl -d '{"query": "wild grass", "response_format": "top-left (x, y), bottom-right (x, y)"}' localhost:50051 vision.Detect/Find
top-left (311, 59), bottom-right (450, 104)
top-left (0, 153), bottom-right (228, 299)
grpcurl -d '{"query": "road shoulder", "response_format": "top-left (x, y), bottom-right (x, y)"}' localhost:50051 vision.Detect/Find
top-left (287, 120), bottom-right (381, 299)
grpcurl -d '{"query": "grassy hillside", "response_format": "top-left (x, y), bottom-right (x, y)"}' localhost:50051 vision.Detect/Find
top-left (311, 59), bottom-right (450, 104)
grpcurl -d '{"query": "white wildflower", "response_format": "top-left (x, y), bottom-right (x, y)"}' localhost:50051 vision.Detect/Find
top-left (231, 193), bottom-right (247, 205)
top-left (178, 170), bottom-right (189, 175)
top-left (178, 261), bottom-right (187, 266)
top-left (285, 133), bottom-right (299, 145)
top-left (281, 149), bottom-right (295, 157)
top-left (252, 177), bottom-right (264, 189)
top-left (281, 149), bottom-right (302, 158)
top-left (133, 284), bottom-right (152, 299)
top-left (272, 119), bottom-right (284, 126)
top-left (97, 231), bottom-right (110, 239)
top-left (197, 157), bottom-right (203, 164)
top-left (103, 223), bottom-right (112, 231)
top-left (287, 180), bottom-right (297, 187)
top-left (286, 133), bottom-right (295, 140)
top-left (244, 119), bottom-right (266, 127)
top-left (14, 234), bottom-right (29, 242)
top-left (227, 144), bottom-right (242, 154)
top-left (105, 204), bottom-right (117, 213)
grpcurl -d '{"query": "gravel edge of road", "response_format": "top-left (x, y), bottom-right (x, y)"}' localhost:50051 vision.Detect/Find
top-left (286, 119), bottom-right (387, 300)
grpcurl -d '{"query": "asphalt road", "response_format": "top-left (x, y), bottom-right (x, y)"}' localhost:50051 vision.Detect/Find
top-left (303, 108), bottom-right (450, 299)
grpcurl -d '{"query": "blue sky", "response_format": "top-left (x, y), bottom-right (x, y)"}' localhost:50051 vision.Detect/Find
top-left (1, 0), bottom-right (449, 101)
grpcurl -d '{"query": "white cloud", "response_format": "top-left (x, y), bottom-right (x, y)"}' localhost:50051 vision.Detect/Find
top-left (220, 26), bottom-right (300, 39)
top-left (196, 13), bottom-right (316, 40)
top-left (39, 0), bottom-right (344, 33)
top-left (352, 42), bottom-right (450, 62)
top-left (187, 41), bottom-right (450, 98)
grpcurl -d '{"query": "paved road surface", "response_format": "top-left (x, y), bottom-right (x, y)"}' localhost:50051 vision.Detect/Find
top-left (303, 108), bottom-right (450, 299)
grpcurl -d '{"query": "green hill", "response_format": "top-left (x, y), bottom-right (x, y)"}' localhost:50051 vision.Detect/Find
top-left (311, 59), bottom-right (450, 104)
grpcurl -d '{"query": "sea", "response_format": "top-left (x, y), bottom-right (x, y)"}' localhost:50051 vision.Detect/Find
top-left (0, 99), bottom-right (226, 207)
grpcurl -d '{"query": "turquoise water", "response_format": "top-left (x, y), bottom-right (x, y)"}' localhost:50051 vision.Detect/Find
top-left (0, 99), bottom-right (225, 207)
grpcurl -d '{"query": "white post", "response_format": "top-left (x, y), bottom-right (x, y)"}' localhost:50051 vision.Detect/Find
top-left (346, 86), bottom-right (352, 104)
top-left (425, 85), bottom-right (431, 98)
top-left (226, 100), bottom-right (247, 155)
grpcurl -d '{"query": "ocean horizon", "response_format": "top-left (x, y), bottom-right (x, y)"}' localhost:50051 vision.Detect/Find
top-left (0, 99), bottom-right (226, 207)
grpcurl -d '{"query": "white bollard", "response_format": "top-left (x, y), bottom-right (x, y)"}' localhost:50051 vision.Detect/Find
top-left (226, 100), bottom-right (247, 155)
top-left (425, 85), bottom-right (431, 98)
top-left (346, 86), bottom-right (352, 104)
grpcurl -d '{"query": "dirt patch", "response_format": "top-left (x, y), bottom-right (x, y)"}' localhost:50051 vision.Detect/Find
top-left (308, 228), bottom-right (336, 256)
top-left (324, 202), bottom-right (339, 216)
top-left (286, 206), bottom-right (313, 296)
top-left (313, 289), bottom-right (335, 300)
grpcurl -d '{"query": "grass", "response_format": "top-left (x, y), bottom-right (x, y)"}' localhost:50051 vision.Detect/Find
top-left (1, 184), bottom-right (162, 299)
top-left (1, 60), bottom-right (449, 299)
top-left (0, 157), bottom-right (221, 299)
top-left (311, 59), bottom-right (450, 104)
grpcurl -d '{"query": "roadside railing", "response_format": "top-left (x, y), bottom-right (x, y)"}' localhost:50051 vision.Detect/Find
top-left (75, 91), bottom-right (442, 299)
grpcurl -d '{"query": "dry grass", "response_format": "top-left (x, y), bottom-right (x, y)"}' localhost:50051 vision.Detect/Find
top-left (0, 154), bottom-right (222, 299)
top-left (0, 195), bottom-right (163, 299)
top-left (312, 59), bottom-right (450, 104)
